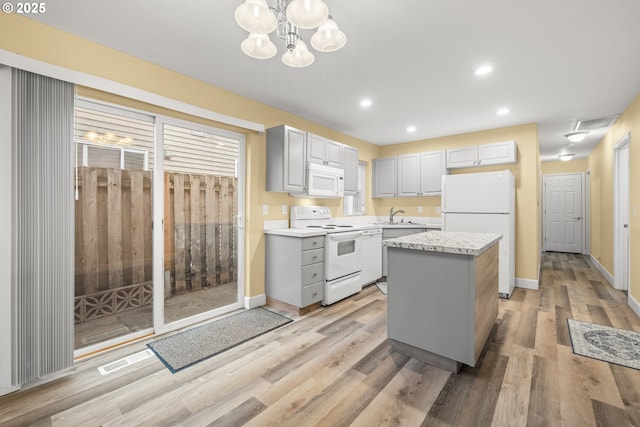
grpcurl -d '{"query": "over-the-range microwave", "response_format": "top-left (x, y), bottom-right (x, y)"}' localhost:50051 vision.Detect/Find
top-left (292, 162), bottom-right (344, 198)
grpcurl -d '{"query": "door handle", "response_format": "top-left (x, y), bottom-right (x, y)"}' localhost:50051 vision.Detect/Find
top-left (573, 217), bottom-right (582, 220)
top-left (624, 224), bottom-right (629, 228)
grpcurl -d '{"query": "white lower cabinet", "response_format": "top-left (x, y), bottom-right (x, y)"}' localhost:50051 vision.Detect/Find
top-left (265, 234), bottom-right (324, 312)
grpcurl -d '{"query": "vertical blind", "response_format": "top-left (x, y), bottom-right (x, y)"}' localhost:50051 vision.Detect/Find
top-left (12, 69), bottom-right (74, 384)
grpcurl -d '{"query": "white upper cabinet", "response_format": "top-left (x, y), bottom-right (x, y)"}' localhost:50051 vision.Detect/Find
top-left (397, 153), bottom-right (421, 197)
top-left (477, 140), bottom-right (517, 166)
top-left (307, 133), bottom-right (343, 168)
top-left (446, 140), bottom-right (517, 169)
top-left (420, 151), bottom-right (447, 196)
top-left (373, 156), bottom-right (397, 198)
top-left (446, 146), bottom-right (478, 169)
top-left (342, 145), bottom-right (359, 195)
top-left (266, 125), bottom-right (306, 193)
top-left (375, 150), bottom-right (447, 198)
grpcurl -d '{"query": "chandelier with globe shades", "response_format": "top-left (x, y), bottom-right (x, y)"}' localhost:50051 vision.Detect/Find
top-left (234, 0), bottom-right (347, 68)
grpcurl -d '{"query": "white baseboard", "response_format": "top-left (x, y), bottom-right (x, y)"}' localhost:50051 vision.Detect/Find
top-left (589, 255), bottom-right (614, 286)
top-left (244, 293), bottom-right (266, 309)
top-left (0, 384), bottom-right (20, 397)
top-left (629, 294), bottom-right (640, 318)
top-left (515, 277), bottom-right (539, 290)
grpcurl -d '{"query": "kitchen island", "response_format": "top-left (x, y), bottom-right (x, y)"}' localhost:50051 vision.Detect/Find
top-left (383, 231), bottom-right (501, 373)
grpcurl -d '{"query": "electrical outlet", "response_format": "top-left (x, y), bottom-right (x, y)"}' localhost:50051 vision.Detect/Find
top-left (418, 206), bottom-right (424, 213)
top-left (282, 204), bottom-right (288, 215)
top-left (262, 204), bottom-right (268, 215)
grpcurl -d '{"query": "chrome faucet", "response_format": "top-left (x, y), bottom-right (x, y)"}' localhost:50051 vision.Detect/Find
top-left (389, 207), bottom-right (405, 223)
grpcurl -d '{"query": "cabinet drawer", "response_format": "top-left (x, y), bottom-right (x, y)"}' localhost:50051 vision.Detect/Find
top-left (302, 262), bottom-right (324, 286)
top-left (302, 248), bottom-right (324, 265)
top-left (302, 282), bottom-right (323, 306)
top-left (302, 236), bottom-right (325, 250)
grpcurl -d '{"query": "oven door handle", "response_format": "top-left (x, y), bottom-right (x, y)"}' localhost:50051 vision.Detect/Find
top-left (327, 231), bottom-right (364, 241)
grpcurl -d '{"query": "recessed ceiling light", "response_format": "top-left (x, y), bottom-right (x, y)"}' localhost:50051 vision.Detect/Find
top-left (407, 126), bottom-right (416, 133)
top-left (496, 107), bottom-right (510, 116)
top-left (360, 98), bottom-right (372, 108)
top-left (474, 65), bottom-right (493, 76)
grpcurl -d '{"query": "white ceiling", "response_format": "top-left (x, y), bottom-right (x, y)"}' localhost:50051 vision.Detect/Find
top-left (25, 0), bottom-right (640, 161)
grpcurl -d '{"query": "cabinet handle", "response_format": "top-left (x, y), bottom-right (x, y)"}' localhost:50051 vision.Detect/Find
top-left (312, 292), bottom-right (317, 297)
top-left (312, 241), bottom-right (318, 246)
top-left (312, 256), bottom-right (318, 260)
top-left (312, 273), bottom-right (318, 278)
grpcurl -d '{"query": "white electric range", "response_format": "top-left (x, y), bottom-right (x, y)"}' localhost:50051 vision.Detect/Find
top-left (290, 206), bottom-right (364, 305)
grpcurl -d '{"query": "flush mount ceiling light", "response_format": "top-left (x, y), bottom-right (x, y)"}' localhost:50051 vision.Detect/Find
top-left (360, 98), bottom-right (372, 108)
top-left (564, 130), bottom-right (589, 143)
top-left (235, 0), bottom-right (346, 68)
top-left (406, 126), bottom-right (416, 133)
top-left (558, 153), bottom-right (575, 162)
top-left (496, 107), bottom-right (510, 116)
top-left (474, 64), bottom-right (493, 76)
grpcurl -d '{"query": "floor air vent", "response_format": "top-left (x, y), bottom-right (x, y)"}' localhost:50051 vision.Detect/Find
top-left (97, 349), bottom-right (155, 375)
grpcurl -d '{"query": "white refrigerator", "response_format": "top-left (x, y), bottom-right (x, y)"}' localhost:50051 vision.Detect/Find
top-left (442, 170), bottom-right (515, 298)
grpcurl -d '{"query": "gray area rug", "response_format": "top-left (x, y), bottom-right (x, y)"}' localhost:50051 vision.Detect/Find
top-left (148, 308), bottom-right (291, 373)
top-left (568, 319), bottom-right (640, 370)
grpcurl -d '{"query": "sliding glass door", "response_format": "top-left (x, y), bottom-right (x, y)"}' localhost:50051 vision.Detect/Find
top-left (159, 120), bottom-right (242, 326)
top-left (73, 100), bottom-right (155, 350)
top-left (74, 99), bottom-right (245, 351)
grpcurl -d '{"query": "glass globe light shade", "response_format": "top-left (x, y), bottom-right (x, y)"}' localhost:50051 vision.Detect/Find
top-left (558, 153), bottom-right (575, 161)
top-left (310, 17), bottom-right (346, 52)
top-left (564, 131), bottom-right (589, 143)
top-left (235, 0), bottom-right (277, 34)
top-left (282, 39), bottom-right (315, 67)
top-left (241, 33), bottom-right (277, 59)
top-left (286, 0), bottom-right (329, 29)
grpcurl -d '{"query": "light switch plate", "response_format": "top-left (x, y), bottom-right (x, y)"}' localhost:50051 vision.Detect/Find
top-left (436, 207), bottom-right (441, 214)
top-left (262, 204), bottom-right (268, 215)
top-left (418, 206), bottom-right (424, 213)
top-left (282, 204), bottom-right (288, 215)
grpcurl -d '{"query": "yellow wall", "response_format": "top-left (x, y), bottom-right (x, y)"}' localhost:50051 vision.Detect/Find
top-left (541, 159), bottom-right (588, 174)
top-left (376, 124), bottom-right (541, 282)
top-left (0, 14), bottom-right (381, 299)
top-left (588, 93), bottom-right (640, 303)
top-left (0, 13), bottom-right (542, 297)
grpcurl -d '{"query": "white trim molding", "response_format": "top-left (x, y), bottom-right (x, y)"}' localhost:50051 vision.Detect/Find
top-left (629, 294), bottom-right (640, 319)
top-left (515, 277), bottom-right (539, 290)
top-left (244, 294), bottom-right (267, 309)
top-left (0, 49), bottom-right (265, 134)
top-left (590, 255), bottom-right (614, 286)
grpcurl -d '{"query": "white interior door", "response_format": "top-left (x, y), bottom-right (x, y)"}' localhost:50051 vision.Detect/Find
top-left (544, 173), bottom-right (583, 253)
top-left (614, 135), bottom-right (630, 291)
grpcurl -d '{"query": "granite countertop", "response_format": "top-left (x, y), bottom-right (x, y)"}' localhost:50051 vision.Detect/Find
top-left (382, 231), bottom-right (502, 256)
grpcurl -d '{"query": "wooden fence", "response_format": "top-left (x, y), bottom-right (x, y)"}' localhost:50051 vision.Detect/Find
top-left (74, 166), bottom-right (237, 323)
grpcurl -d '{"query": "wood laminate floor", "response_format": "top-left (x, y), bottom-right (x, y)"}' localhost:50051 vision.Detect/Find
top-left (2, 252), bottom-right (640, 426)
